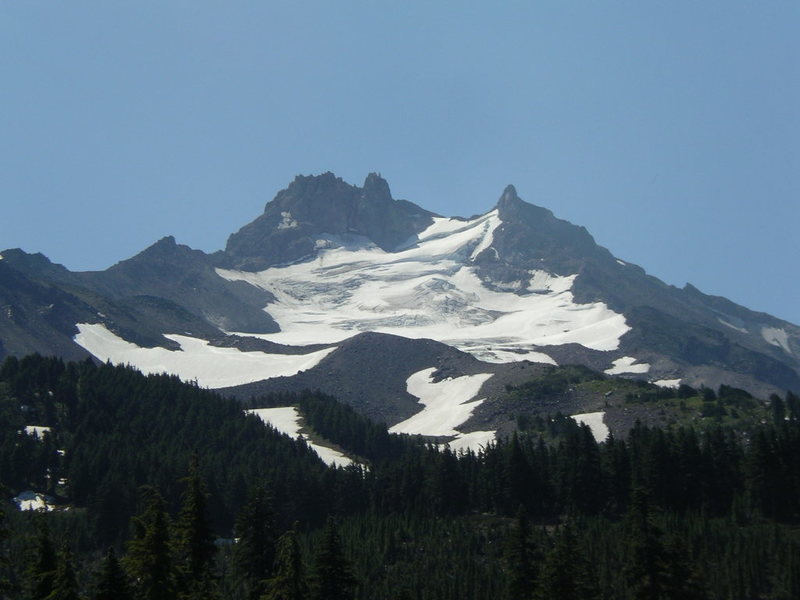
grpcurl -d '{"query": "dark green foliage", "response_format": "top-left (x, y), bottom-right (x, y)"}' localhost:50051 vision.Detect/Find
top-left (309, 517), bottom-right (356, 600)
top-left (292, 391), bottom-right (412, 463)
top-left (771, 394), bottom-right (787, 424)
top-left (622, 489), bottom-right (670, 599)
top-left (535, 524), bottom-right (596, 600)
top-left (0, 356), bottom-right (332, 544)
top-left (46, 543), bottom-right (81, 600)
top-left (507, 364), bottom-right (604, 400)
top-left (92, 547), bottom-right (131, 600)
top-left (505, 508), bottom-right (539, 600)
top-left (233, 486), bottom-right (276, 600)
top-left (263, 528), bottom-right (307, 600)
top-left (174, 454), bottom-right (216, 588)
top-left (124, 487), bottom-right (175, 600)
top-left (0, 486), bottom-right (10, 599)
top-left (2, 355), bottom-right (800, 599)
top-left (25, 516), bottom-right (57, 600)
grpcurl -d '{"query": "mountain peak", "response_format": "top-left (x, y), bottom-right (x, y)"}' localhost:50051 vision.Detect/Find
top-left (361, 172), bottom-right (392, 203)
top-left (223, 173), bottom-right (436, 269)
top-left (496, 184), bottom-right (523, 211)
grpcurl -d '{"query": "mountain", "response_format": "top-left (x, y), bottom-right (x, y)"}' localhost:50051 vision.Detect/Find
top-left (2, 172), bottom-right (799, 446)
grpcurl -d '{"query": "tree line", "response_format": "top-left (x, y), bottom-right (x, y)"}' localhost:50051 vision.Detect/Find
top-left (0, 354), bottom-right (799, 598)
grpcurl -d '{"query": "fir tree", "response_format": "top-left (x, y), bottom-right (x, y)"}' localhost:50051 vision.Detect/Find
top-left (124, 487), bottom-right (175, 600)
top-left (92, 547), bottom-right (131, 600)
top-left (0, 487), bottom-right (10, 599)
top-left (622, 488), bottom-right (668, 600)
top-left (310, 517), bottom-right (356, 600)
top-left (263, 527), bottom-right (307, 600)
top-left (505, 507), bottom-right (539, 600)
top-left (25, 516), bottom-right (57, 600)
top-left (233, 485), bottom-right (277, 600)
top-left (174, 454), bottom-right (216, 591)
top-left (534, 524), bottom-right (596, 600)
top-left (662, 535), bottom-right (709, 600)
top-left (45, 543), bottom-right (81, 600)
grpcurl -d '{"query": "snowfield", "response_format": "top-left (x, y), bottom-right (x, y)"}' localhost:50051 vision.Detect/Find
top-left (74, 323), bottom-right (336, 389)
top-left (218, 209), bottom-right (630, 364)
top-left (245, 407), bottom-right (354, 468)
top-left (604, 356), bottom-right (650, 375)
top-left (13, 491), bottom-right (57, 512)
top-left (653, 378), bottom-right (682, 389)
top-left (389, 368), bottom-right (494, 437)
top-left (571, 411), bottom-right (609, 443)
top-left (23, 425), bottom-right (52, 439)
top-left (443, 430), bottom-right (497, 454)
top-left (388, 367), bottom-right (496, 452)
top-left (762, 327), bottom-right (792, 355)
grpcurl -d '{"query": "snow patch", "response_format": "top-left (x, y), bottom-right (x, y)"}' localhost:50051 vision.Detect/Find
top-left (245, 407), bottom-right (354, 468)
top-left (616, 259), bottom-right (626, 266)
top-left (571, 412), bottom-right (609, 443)
top-left (13, 491), bottom-right (57, 512)
top-left (389, 368), bottom-right (493, 437)
top-left (74, 323), bottom-right (336, 388)
top-left (469, 212), bottom-right (501, 260)
top-left (762, 327), bottom-right (792, 354)
top-left (217, 209), bottom-right (629, 364)
top-left (653, 379), bottom-right (682, 389)
top-left (278, 211), bottom-right (298, 229)
top-left (23, 425), bottom-right (51, 439)
top-left (718, 318), bottom-right (748, 334)
top-left (442, 430), bottom-right (496, 454)
top-left (604, 356), bottom-right (650, 375)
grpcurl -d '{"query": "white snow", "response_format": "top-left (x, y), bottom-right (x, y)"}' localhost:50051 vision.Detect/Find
top-left (443, 430), bottom-right (496, 454)
top-left (616, 259), bottom-right (626, 266)
top-left (389, 367), bottom-right (493, 437)
top-left (653, 378), bottom-right (682, 389)
top-left (604, 356), bottom-right (650, 375)
top-left (278, 211), bottom-right (298, 229)
top-left (571, 411), bottom-right (609, 443)
top-left (23, 425), bottom-right (51, 439)
top-left (13, 491), bottom-right (56, 512)
top-left (217, 209), bottom-right (630, 364)
top-left (718, 318), bottom-right (748, 334)
top-left (469, 212), bottom-right (501, 260)
top-left (74, 323), bottom-right (336, 389)
top-left (245, 407), bottom-right (354, 468)
top-left (762, 327), bottom-right (792, 355)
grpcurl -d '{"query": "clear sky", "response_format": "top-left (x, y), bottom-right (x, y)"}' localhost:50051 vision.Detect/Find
top-left (2, 2), bottom-right (798, 324)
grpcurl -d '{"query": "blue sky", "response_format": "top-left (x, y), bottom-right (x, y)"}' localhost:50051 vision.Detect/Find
top-left (2, 2), bottom-right (798, 324)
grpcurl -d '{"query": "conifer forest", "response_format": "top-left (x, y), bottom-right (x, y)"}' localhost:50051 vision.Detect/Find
top-left (1, 354), bottom-right (799, 599)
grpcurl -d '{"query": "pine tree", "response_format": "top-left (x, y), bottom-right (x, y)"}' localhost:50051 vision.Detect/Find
top-left (174, 454), bottom-right (216, 593)
top-left (0, 486), bottom-right (10, 599)
top-left (662, 535), bottom-right (709, 600)
top-left (622, 488), bottom-right (669, 600)
top-left (124, 487), bottom-right (175, 600)
top-left (506, 507), bottom-right (539, 600)
top-left (92, 547), bottom-right (131, 600)
top-left (535, 524), bottom-right (596, 600)
top-left (309, 517), bottom-right (356, 600)
top-left (45, 543), bottom-right (81, 600)
top-left (25, 516), bottom-right (57, 600)
top-left (263, 527), bottom-right (307, 600)
top-left (233, 485), bottom-right (277, 600)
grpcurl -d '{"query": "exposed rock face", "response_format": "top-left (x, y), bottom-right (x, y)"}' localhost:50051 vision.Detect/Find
top-left (221, 172), bottom-right (437, 270)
